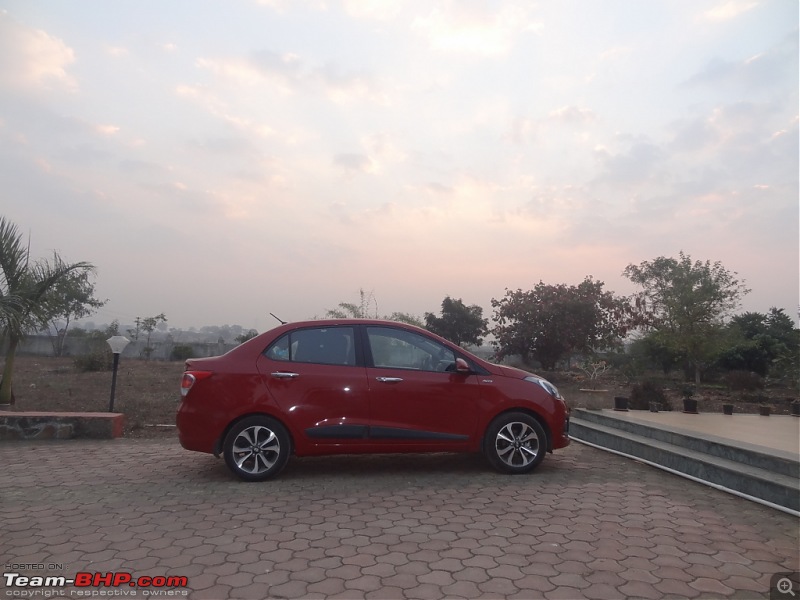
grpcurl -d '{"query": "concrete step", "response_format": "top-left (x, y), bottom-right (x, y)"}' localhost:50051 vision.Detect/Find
top-left (570, 409), bottom-right (800, 513)
top-left (0, 411), bottom-right (124, 440)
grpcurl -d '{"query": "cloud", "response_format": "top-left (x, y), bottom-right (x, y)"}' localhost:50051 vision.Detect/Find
top-left (118, 159), bottom-right (171, 176)
top-left (329, 199), bottom-right (395, 225)
top-left (683, 31), bottom-right (798, 90)
top-left (413, 1), bottom-right (542, 57)
top-left (701, 1), bottom-right (759, 22)
top-left (196, 51), bottom-right (385, 103)
top-left (106, 46), bottom-right (129, 58)
top-left (253, 0), bottom-right (310, 11)
top-left (0, 10), bottom-right (77, 92)
top-left (174, 82), bottom-right (279, 140)
top-left (548, 105), bottom-right (597, 124)
top-left (665, 102), bottom-right (799, 190)
top-left (187, 135), bottom-right (258, 156)
top-left (333, 153), bottom-right (375, 174)
top-left (342, 0), bottom-right (404, 21)
top-left (593, 140), bottom-right (667, 185)
top-left (507, 116), bottom-right (536, 145)
top-left (505, 105), bottom-right (596, 146)
top-left (415, 182), bottom-right (454, 196)
top-left (96, 125), bottom-right (120, 136)
top-left (1, 1), bottom-right (795, 327)
top-left (196, 56), bottom-right (273, 88)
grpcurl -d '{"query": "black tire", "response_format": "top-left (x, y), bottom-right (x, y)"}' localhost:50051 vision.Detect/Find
top-left (223, 416), bottom-right (291, 481)
top-left (483, 412), bottom-right (547, 474)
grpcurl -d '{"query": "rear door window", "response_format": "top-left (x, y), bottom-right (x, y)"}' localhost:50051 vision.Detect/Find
top-left (264, 327), bottom-right (356, 366)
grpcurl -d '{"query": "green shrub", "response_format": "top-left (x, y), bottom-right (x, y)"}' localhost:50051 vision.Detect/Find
top-left (170, 345), bottom-right (194, 361)
top-left (630, 380), bottom-right (672, 411)
top-left (74, 350), bottom-right (113, 372)
top-left (741, 392), bottom-right (769, 404)
top-left (724, 370), bottom-right (764, 392)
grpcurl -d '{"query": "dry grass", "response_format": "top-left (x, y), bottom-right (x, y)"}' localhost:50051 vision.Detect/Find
top-left (2, 356), bottom-right (185, 438)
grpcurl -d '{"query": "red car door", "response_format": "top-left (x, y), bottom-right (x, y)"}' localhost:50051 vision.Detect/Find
top-left (364, 325), bottom-right (482, 448)
top-left (256, 325), bottom-right (370, 453)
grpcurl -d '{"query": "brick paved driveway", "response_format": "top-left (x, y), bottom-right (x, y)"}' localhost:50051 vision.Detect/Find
top-left (1, 438), bottom-right (798, 599)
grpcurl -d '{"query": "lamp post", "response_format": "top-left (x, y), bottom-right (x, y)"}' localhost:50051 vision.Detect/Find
top-left (106, 336), bottom-right (130, 412)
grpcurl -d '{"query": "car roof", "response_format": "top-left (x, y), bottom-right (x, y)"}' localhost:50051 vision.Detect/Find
top-left (253, 318), bottom-right (430, 343)
top-left (281, 318), bottom-right (421, 328)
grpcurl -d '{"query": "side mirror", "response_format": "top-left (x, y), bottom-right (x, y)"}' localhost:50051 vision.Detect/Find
top-left (455, 358), bottom-right (471, 373)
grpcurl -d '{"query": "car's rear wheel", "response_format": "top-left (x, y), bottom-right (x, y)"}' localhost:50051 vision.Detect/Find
top-left (223, 416), bottom-right (291, 481)
top-left (483, 412), bottom-right (546, 474)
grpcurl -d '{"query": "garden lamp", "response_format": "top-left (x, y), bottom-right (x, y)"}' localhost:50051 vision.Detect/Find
top-left (106, 336), bottom-right (130, 412)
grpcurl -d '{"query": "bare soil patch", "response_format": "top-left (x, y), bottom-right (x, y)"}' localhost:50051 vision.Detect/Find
top-left (1, 356), bottom-right (184, 438)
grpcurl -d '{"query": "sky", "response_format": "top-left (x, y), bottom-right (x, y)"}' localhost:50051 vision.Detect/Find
top-left (1, 0), bottom-right (797, 332)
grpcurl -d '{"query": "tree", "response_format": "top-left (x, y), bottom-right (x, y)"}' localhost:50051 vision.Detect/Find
top-left (130, 313), bottom-right (167, 359)
top-left (491, 278), bottom-right (634, 370)
top-left (40, 269), bottom-right (106, 356)
top-left (632, 332), bottom-right (686, 375)
top-left (0, 216), bottom-right (92, 403)
top-left (623, 251), bottom-right (749, 384)
top-left (424, 297), bottom-right (488, 347)
top-left (235, 329), bottom-right (259, 344)
top-left (326, 288), bottom-right (378, 319)
top-left (325, 289), bottom-right (423, 326)
top-left (718, 308), bottom-right (799, 379)
top-left (384, 312), bottom-right (424, 327)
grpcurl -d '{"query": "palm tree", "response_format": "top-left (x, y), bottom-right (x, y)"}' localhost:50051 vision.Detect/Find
top-left (0, 216), bottom-right (92, 404)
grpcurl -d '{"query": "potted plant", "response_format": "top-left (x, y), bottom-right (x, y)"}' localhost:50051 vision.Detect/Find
top-left (613, 396), bottom-right (629, 411)
top-left (758, 403), bottom-right (771, 416)
top-left (682, 385), bottom-right (698, 414)
top-left (722, 403), bottom-right (734, 415)
top-left (629, 380), bottom-right (671, 411)
top-left (791, 400), bottom-right (800, 417)
top-left (575, 358), bottom-right (611, 410)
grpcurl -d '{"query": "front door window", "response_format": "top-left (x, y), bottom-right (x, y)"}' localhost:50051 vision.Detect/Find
top-left (367, 327), bottom-right (456, 372)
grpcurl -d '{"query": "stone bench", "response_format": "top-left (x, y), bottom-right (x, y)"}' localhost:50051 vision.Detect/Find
top-left (0, 411), bottom-right (124, 440)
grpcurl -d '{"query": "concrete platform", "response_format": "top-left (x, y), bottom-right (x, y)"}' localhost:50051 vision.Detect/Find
top-left (594, 409), bottom-right (800, 456)
top-left (0, 410), bottom-right (125, 439)
top-left (570, 409), bottom-right (800, 514)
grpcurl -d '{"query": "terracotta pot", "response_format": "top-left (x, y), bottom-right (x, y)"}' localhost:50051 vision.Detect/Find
top-left (576, 389), bottom-right (610, 411)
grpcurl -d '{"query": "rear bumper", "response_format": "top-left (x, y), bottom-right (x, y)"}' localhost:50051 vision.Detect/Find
top-left (176, 404), bottom-right (217, 454)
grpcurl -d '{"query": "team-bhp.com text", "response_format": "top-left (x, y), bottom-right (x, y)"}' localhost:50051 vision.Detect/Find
top-left (3, 573), bottom-right (189, 597)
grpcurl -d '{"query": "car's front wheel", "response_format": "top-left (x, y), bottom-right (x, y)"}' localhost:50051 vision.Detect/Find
top-left (483, 412), bottom-right (547, 474)
top-left (223, 416), bottom-right (291, 481)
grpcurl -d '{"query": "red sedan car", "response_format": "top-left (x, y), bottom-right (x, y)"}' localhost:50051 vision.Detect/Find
top-left (177, 319), bottom-right (570, 481)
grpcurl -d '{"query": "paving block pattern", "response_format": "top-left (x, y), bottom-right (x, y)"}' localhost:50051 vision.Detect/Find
top-left (1, 438), bottom-right (797, 599)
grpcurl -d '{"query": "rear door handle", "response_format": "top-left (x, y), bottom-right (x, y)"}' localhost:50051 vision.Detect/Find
top-left (376, 377), bottom-right (403, 384)
top-left (271, 372), bottom-right (299, 379)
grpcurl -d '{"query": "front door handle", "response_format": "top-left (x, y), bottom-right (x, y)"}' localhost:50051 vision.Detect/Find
top-left (271, 372), bottom-right (299, 379)
top-left (376, 377), bottom-right (403, 384)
